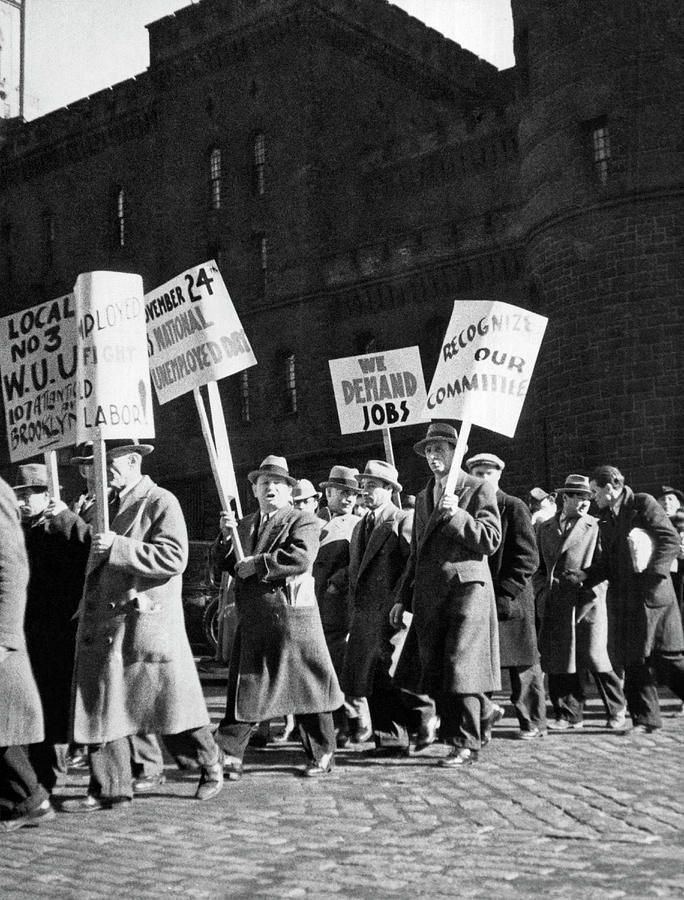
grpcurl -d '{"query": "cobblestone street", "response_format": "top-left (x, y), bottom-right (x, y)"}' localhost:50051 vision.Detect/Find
top-left (2, 684), bottom-right (683, 899)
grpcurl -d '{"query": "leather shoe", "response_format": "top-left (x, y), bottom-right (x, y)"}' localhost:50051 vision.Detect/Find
top-left (132, 773), bottom-right (166, 793)
top-left (517, 726), bottom-right (546, 741)
top-left (481, 704), bottom-right (505, 745)
top-left (414, 714), bottom-right (441, 752)
top-left (0, 800), bottom-right (55, 832)
top-left (195, 756), bottom-right (224, 800)
top-left (223, 754), bottom-right (244, 782)
top-left (60, 795), bottom-right (131, 813)
top-left (363, 745), bottom-right (410, 758)
top-left (631, 723), bottom-right (659, 735)
top-left (302, 753), bottom-right (334, 777)
top-left (438, 747), bottom-right (478, 767)
top-left (350, 726), bottom-right (374, 744)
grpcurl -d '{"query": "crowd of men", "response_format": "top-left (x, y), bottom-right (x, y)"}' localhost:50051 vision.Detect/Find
top-left (1, 423), bottom-right (683, 832)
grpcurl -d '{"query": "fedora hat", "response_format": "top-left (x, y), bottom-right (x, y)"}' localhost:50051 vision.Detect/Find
top-left (12, 463), bottom-right (49, 492)
top-left (70, 442), bottom-right (94, 465)
top-left (660, 485), bottom-right (684, 507)
top-left (357, 459), bottom-right (402, 493)
top-left (292, 478), bottom-right (321, 502)
top-left (413, 422), bottom-right (459, 457)
top-left (556, 474), bottom-right (593, 496)
top-left (247, 454), bottom-right (297, 487)
top-left (529, 487), bottom-right (550, 502)
top-left (320, 465), bottom-right (361, 491)
top-left (465, 452), bottom-right (506, 472)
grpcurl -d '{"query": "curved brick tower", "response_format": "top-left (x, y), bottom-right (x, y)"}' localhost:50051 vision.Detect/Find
top-left (512, 0), bottom-right (684, 490)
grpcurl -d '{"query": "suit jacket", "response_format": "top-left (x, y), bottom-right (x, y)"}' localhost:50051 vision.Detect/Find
top-left (535, 513), bottom-right (611, 673)
top-left (488, 490), bottom-right (540, 667)
top-left (394, 471), bottom-right (502, 695)
top-left (586, 486), bottom-right (683, 663)
top-left (72, 475), bottom-right (210, 744)
top-left (342, 502), bottom-right (413, 696)
top-left (219, 504), bottom-right (343, 720)
top-left (0, 477), bottom-right (44, 748)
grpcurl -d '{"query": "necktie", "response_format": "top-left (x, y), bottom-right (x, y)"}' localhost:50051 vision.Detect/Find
top-left (109, 490), bottom-right (121, 520)
top-left (363, 512), bottom-right (375, 549)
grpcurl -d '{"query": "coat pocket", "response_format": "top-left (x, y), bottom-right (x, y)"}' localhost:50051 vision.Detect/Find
top-left (121, 603), bottom-right (171, 664)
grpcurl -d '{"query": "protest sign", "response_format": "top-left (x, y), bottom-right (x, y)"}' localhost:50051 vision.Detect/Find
top-left (0, 293), bottom-right (79, 462)
top-left (424, 300), bottom-right (548, 438)
top-left (74, 271), bottom-right (154, 442)
top-left (328, 346), bottom-right (430, 435)
top-left (146, 260), bottom-right (256, 405)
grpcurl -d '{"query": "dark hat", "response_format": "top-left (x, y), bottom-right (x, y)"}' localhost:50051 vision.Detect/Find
top-left (247, 454), bottom-right (297, 487)
top-left (660, 485), bottom-right (684, 507)
top-left (70, 442), bottom-right (94, 465)
top-left (357, 459), bottom-right (402, 493)
top-left (12, 463), bottom-right (49, 492)
top-left (556, 474), bottom-right (593, 496)
top-left (529, 487), bottom-right (551, 502)
top-left (320, 465), bottom-right (361, 491)
top-left (292, 479), bottom-right (321, 502)
top-left (105, 439), bottom-right (154, 460)
top-left (413, 422), bottom-right (459, 457)
top-left (465, 452), bottom-right (506, 472)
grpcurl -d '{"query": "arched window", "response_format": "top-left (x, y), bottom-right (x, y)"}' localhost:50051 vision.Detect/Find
top-left (284, 353), bottom-right (297, 414)
top-left (253, 132), bottom-right (266, 196)
top-left (209, 147), bottom-right (222, 209)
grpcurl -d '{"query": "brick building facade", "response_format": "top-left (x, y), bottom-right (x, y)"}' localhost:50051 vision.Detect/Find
top-left (0, 0), bottom-right (682, 537)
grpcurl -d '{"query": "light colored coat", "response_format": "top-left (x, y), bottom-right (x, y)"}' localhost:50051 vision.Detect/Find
top-left (342, 503), bottom-right (413, 697)
top-left (0, 477), bottom-right (44, 747)
top-left (395, 472), bottom-right (502, 695)
top-left (535, 513), bottom-right (612, 674)
top-left (71, 475), bottom-right (210, 744)
top-left (219, 505), bottom-right (343, 721)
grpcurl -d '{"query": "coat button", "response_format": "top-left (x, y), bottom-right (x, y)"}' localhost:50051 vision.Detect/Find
top-left (108, 602), bottom-right (116, 609)
top-left (105, 636), bottom-right (114, 645)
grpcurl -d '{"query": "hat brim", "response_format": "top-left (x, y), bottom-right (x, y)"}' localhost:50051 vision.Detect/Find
top-left (294, 492), bottom-right (321, 501)
top-left (358, 475), bottom-right (403, 493)
top-left (413, 437), bottom-right (458, 457)
top-left (70, 456), bottom-right (94, 466)
top-left (106, 444), bottom-right (154, 459)
top-left (319, 480), bottom-right (361, 491)
top-left (248, 468), bottom-right (298, 487)
top-left (556, 488), bottom-right (591, 496)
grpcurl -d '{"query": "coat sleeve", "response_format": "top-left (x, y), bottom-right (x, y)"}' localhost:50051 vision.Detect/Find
top-left (496, 497), bottom-right (539, 604)
top-left (107, 493), bottom-right (188, 579)
top-left (439, 480), bottom-right (502, 556)
top-left (0, 479), bottom-right (30, 650)
top-left (394, 507), bottom-right (423, 612)
top-left (636, 493), bottom-right (680, 578)
top-left (47, 507), bottom-right (93, 547)
top-left (255, 512), bottom-right (320, 581)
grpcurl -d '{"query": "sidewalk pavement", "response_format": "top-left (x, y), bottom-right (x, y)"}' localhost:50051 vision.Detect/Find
top-left (2, 683), bottom-right (683, 900)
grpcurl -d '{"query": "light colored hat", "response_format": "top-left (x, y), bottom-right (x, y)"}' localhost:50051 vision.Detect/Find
top-left (292, 479), bottom-right (321, 501)
top-left (556, 474), bottom-right (593, 496)
top-left (247, 454), bottom-right (297, 487)
top-left (320, 465), bottom-right (361, 491)
top-left (413, 422), bottom-right (458, 457)
top-left (13, 463), bottom-right (49, 491)
top-left (529, 487), bottom-right (550, 502)
top-left (357, 459), bottom-right (402, 493)
top-left (465, 452), bottom-right (506, 472)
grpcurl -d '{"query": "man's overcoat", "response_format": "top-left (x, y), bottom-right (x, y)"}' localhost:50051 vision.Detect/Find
top-left (220, 505), bottom-right (343, 721)
top-left (489, 490), bottom-right (540, 668)
top-left (394, 472), bottom-right (502, 695)
top-left (535, 513), bottom-right (612, 673)
top-left (589, 487), bottom-right (683, 665)
top-left (72, 475), bottom-right (210, 744)
top-left (0, 477), bottom-right (43, 748)
top-left (313, 510), bottom-right (360, 675)
top-left (342, 503), bottom-right (413, 697)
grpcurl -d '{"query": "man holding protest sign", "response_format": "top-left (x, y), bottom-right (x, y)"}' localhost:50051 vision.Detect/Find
top-left (215, 455), bottom-right (343, 778)
top-left (391, 423), bottom-right (502, 766)
top-left (62, 440), bottom-right (223, 812)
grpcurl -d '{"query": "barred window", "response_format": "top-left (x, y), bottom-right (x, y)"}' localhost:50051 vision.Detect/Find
top-left (42, 211), bottom-right (55, 267)
top-left (115, 187), bottom-right (125, 248)
top-left (253, 132), bottom-right (266, 196)
top-left (585, 117), bottom-right (611, 186)
top-left (284, 353), bottom-right (297, 414)
top-left (239, 370), bottom-right (250, 423)
top-left (209, 147), bottom-right (222, 209)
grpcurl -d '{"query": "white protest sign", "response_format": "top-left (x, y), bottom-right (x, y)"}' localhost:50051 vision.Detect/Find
top-left (0, 294), bottom-right (79, 461)
top-left (425, 300), bottom-right (548, 438)
top-left (329, 346), bottom-right (430, 434)
top-left (75, 271), bottom-right (154, 440)
top-left (145, 260), bottom-right (256, 404)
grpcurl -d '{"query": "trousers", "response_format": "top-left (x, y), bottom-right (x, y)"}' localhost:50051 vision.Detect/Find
top-left (217, 712), bottom-right (335, 763)
top-left (0, 745), bottom-right (48, 817)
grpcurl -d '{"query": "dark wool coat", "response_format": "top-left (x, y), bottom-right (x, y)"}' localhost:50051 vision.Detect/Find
top-left (534, 513), bottom-right (612, 674)
top-left (488, 490), bottom-right (540, 668)
top-left (313, 510), bottom-right (360, 676)
top-left (72, 476), bottom-right (210, 744)
top-left (394, 472), bottom-right (502, 695)
top-left (587, 487), bottom-right (683, 666)
top-left (22, 511), bottom-right (90, 743)
top-left (219, 505), bottom-right (343, 721)
top-left (0, 477), bottom-right (43, 748)
top-left (342, 503), bottom-right (413, 697)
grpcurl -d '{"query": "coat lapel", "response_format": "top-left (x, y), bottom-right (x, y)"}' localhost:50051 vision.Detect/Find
top-left (111, 476), bottom-right (153, 537)
top-left (254, 506), bottom-right (292, 555)
top-left (357, 504), bottom-right (395, 580)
